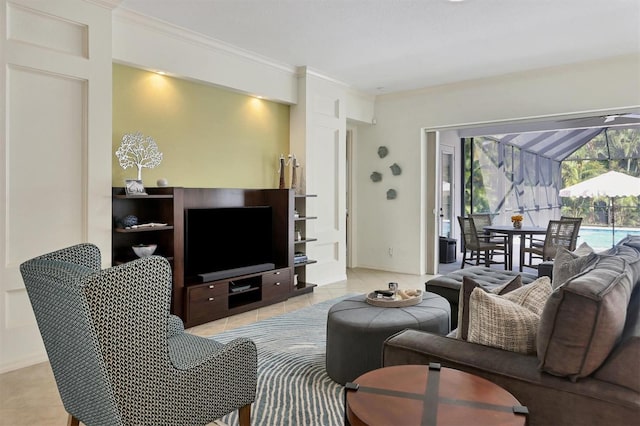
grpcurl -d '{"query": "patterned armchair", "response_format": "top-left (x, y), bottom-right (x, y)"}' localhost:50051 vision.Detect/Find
top-left (20, 243), bottom-right (257, 426)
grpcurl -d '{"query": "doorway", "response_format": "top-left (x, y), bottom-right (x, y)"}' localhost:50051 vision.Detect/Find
top-left (346, 128), bottom-right (354, 268)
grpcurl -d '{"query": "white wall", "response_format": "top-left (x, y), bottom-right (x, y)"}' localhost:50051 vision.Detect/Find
top-left (1, 0), bottom-right (114, 372)
top-left (355, 54), bottom-right (640, 275)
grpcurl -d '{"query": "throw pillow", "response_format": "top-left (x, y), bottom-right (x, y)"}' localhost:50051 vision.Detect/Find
top-left (467, 277), bottom-right (552, 354)
top-left (456, 275), bottom-right (522, 340)
top-left (552, 247), bottom-right (597, 289)
top-left (573, 242), bottom-right (594, 256)
top-left (502, 276), bottom-right (553, 315)
top-left (467, 289), bottom-right (540, 354)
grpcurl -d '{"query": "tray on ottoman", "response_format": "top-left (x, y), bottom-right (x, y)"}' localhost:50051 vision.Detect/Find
top-left (366, 289), bottom-right (423, 307)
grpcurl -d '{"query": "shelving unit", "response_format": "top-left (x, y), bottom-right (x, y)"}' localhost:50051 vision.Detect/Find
top-left (111, 187), bottom-right (184, 316)
top-left (293, 194), bottom-right (318, 294)
top-left (112, 187), bottom-right (315, 327)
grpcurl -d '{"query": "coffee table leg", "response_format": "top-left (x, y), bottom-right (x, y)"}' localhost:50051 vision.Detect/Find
top-left (344, 382), bottom-right (359, 426)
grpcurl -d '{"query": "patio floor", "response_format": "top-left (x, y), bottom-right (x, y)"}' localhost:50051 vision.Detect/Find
top-left (438, 237), bottom-right (532, 275)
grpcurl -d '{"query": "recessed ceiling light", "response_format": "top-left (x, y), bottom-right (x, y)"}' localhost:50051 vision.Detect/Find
top-left (156, 71), bottom-right (166, 75)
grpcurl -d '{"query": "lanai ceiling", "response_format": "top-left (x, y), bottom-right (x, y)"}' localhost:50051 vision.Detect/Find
top-left (482, 128), bottom-right (624, 162)
top-left (459, 117), bottom-right (640, 161)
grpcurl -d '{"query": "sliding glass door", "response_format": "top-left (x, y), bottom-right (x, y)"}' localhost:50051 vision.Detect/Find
top-left (439, 146), bottom-right (454, 237)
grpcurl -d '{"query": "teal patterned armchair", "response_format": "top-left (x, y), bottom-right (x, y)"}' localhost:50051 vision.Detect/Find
top-left (20, 243), bottom-right (257, 426)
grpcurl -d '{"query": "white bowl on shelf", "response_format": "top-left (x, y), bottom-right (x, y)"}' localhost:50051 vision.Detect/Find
top-left (132, 244), bottom-right (157, 257)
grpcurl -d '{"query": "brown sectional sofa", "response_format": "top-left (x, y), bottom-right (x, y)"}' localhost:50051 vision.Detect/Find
top-left (383, 236), bottom-right (640, 426)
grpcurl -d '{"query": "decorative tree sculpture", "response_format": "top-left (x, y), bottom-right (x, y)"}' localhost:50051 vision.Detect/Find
top-left (115, 132), bottom-right (163, 180)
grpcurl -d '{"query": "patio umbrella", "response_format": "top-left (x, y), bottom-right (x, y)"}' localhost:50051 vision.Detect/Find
top-left (559, 170), bottom-right (640, 246)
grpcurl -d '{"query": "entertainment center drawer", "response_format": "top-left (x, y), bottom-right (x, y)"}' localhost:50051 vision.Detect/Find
top-left (262, 268), bottom-right (292, 299)
top-left (188, 296), bottom-right (228, 325)
top-left (262, 268), bottom-right (291, 285)
top-left (189, 282), bottom-right (229, 301)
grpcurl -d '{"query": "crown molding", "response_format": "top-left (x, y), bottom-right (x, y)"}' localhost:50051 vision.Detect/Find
top-left (112, 7), bottom-right (297, 76)
top-left (83, 0), bottom-right (123, 10)
top-left (296, 66), bottom-right (352, 88)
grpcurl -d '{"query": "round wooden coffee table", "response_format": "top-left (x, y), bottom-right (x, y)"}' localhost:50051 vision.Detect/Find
top-left (345, 364), bottom-right (527, 426)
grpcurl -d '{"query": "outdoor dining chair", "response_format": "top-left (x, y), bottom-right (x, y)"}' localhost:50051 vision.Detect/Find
top-left (527, 216), bottom-right (582, 262)
top-left (458, 216), bottom-right (509, 269)
top-left (470, 213), bottom-right (504, 243)
top-left (522, 219), bottom-right (581, 269)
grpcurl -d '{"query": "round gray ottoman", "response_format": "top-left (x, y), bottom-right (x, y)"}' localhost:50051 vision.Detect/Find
top-left (325, 292), bottom-right (450, 385)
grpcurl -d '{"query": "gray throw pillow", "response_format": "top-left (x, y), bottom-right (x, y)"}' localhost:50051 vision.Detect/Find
top-left (573, 242), bottom-right (594, 256)
top-left (552, 247), bottom-right (597, 289)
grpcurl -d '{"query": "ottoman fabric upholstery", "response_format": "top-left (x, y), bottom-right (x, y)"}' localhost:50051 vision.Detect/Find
top-left (325, 292), bottom-right (450, 385)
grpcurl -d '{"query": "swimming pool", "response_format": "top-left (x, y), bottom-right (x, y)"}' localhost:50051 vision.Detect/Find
top-left (577, 226), bottom-right (640, 251)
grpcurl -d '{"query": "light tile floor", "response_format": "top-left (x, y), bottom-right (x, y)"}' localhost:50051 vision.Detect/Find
top-left (0, 267), bottom-right (436, 425)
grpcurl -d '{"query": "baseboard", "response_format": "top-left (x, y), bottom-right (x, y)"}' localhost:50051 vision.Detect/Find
top-left (0, 352), bottom-right (49, 374)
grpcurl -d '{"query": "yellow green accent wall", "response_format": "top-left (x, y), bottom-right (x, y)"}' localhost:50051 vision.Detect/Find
top-left (112, 64), bottom-right (290, 188)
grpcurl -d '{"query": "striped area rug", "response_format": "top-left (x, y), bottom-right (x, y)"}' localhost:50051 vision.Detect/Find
top-left (213, 295), bottom-right (355, 426)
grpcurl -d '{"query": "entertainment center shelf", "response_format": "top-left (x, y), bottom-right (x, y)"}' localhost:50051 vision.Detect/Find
top-left (111, 187), bottom-right (317, 327)
top-left (114, 226), bottom-right (175, 233)
top-left (293, 194), bottom-right (318, 292)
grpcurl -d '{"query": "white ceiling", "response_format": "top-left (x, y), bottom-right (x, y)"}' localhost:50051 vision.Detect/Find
top-left (118, 0), bottom-right (640, 95)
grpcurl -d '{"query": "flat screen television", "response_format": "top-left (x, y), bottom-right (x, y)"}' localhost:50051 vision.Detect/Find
top-left (184, 206), bottom-right (274, 281)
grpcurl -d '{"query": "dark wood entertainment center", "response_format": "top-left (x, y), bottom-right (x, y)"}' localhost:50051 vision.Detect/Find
top-left (112, 187), bottom-right (316, 327)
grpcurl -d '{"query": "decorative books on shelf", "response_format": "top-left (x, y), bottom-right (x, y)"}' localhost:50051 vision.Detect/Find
top-left (294, 252), bottom-right (308, 264)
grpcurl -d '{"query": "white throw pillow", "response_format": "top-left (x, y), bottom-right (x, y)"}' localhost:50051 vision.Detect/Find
top-left (467, 277), bottom-right (552, 354)
top-left (455, 275), bottom-right (522, 340)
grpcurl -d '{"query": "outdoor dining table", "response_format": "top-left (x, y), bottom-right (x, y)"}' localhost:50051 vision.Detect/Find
top-left (483, 225), bottom-right (547, 272)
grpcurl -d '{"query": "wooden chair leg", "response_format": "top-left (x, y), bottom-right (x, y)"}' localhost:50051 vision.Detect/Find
top-left (67, 414), bottom-right (80, 426)
top-left (239, 404), bottom-right (251, 426)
